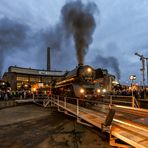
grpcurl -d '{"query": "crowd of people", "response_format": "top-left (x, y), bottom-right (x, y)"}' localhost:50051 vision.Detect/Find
top-left (0, 88), bottom-right (51, 101)
top-left (110, 86), bottom-right (148, 99)
top-left (0, 89), bottom-right (33, 100)
top-left (0, 85), bottom-right (148, 101)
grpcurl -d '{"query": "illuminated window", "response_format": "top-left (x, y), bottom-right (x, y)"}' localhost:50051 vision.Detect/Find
top-left (30, 77), bottom-right (40, 82)
top-left (17, 76), bottom-right (28, 81)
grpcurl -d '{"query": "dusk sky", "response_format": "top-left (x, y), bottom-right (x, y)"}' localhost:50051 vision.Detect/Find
top-left (0, 0), bottom-right (148, 85)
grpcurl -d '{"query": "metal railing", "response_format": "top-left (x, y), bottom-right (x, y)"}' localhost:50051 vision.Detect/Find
top-left (107, 95), bottom-right (140, 108)
top-left (42, 95), bottom-right (148, 148)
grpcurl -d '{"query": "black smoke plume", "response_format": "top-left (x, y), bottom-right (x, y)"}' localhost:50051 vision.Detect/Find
top-left (40, 0), bottom-right (98, 68)
top-left (91, 55), bottom-right (121, 80)
top-left (61, 0), bottom-right (98, 65)
top-left (0, 17), bottom-right (29, 76)
top-left (0, 1), bottom-right (98, 77)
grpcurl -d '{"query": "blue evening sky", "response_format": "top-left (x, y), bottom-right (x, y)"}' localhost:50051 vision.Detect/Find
top-left (0, 0), bottom-right (148, 85)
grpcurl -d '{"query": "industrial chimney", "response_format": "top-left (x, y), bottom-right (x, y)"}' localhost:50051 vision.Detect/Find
top-left (47, 47), bottom-right (51, 71)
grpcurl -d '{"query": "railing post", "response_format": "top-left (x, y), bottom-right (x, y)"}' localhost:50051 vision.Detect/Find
top-left (50, 95), bottom-right (52, 106)
top-left (132, 96), bottom-right (135, 108)
top-left (64, 97), bottom-right (66, 109)
top-left (110, 95), bottom-right (112, 106)
top-left (134, 97), bottom-right (140, 108)
top-left (50, 96), bottom-right (52, 106)
top-left (77, 99), bottom-right (79, 121)
top-left (57, 96), bottom-right (59, 111)
top-left (32, 93), bottom-right (35, 101)
top-left (52, 95), bottom-right (54, 107)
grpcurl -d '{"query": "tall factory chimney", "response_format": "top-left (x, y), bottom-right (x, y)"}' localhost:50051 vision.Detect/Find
top-left (47, 47), bottom-right (51, 71)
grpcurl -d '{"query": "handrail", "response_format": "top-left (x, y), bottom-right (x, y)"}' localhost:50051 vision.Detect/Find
top-left (108, 95), bottom-right (140, 108)
top-left (45, 95), bottom-right (148, 148)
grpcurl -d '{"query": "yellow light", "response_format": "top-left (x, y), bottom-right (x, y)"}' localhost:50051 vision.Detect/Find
top-left (129, 75), bottom-right (136, 80)
top-left (97, 89), bottom-right (101, 93)
top-left (24, 84), bottom-right (28, 87)
top-left (87, 68), bottom-right (92, 72)
top-left (80, 88), bottom-right (84, 93)
top-left (112, 80), bottom-right (119, 85)
top-left (32, 88), bottom-right (36, 92)
top-left (102, 89), bottom-right (107, 93)
top-left (2, 82), bottom-right (5, 85)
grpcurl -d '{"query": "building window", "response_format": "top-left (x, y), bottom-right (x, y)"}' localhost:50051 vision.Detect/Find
top-left (42, 77), bottom-right (51, 83)
top-left (30, 77), bottom-right (40, 82)
top-left (17, 82), bottom-right (22, 89)
top-left (17, 76), bottom-right (29, 81)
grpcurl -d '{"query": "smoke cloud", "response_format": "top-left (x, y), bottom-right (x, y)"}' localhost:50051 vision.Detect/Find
top-left (61, 0), bottom-right (98, 65)
top-left (0, 17), bottom-right (29, 76)
top-left (91, 55), bottom-right (121, 80)
top-left (0, 1), bottom-right (98, 77)
top-left (40, 0), bottom-right (98, 68)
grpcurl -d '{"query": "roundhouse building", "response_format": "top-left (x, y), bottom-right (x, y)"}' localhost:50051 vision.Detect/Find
top-left (2, 66), bottom-right (66, 91)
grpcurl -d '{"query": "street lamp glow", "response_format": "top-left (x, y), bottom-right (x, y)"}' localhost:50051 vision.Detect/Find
top-left (129, 75), bottom-right (136, 80)
top-left (129, 75), bottom-right (136, 99)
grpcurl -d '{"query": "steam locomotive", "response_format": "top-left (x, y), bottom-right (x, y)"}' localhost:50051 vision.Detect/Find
top-left (52, 64), bottom-right (106, 99)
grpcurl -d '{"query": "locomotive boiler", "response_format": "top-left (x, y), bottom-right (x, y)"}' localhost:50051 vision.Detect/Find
top-left (52, 65), bottom-right (106, 99)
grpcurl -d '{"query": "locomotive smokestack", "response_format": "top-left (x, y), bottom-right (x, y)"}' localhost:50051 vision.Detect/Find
top-left (78, 63), bottom-right (83, 66)
top-left (47, 47), bottom-right (51, 71)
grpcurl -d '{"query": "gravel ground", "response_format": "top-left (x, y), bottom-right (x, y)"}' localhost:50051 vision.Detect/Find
top-left (0, 104), bottom-right (112, 148)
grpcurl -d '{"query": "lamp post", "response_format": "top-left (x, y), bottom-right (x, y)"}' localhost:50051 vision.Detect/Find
top-left (135, 52), bottom-right (148, 86)
top-left (129, 75), bottom-right (136, 97)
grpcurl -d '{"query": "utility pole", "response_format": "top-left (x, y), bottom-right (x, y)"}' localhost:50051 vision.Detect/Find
top-left (135, 52), bottom-right (148, 86)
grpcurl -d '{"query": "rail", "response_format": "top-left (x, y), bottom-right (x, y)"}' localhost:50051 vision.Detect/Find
top-left (106, 95), bottom-right (140, 108)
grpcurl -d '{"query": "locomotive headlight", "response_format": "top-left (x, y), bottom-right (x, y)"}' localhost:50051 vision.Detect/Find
top-left (80, 88), bottom-right (85, 93)
top-left (102, 89), bottom-right (107, 93)
top-left (2, 82), bottom-right (5, 85)
top-left (87, 68), bottom-right (92, 73)
top-left (24, 84), bottom-right (28, 88)
top-left (97, 89), bottom-right (101, 93)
